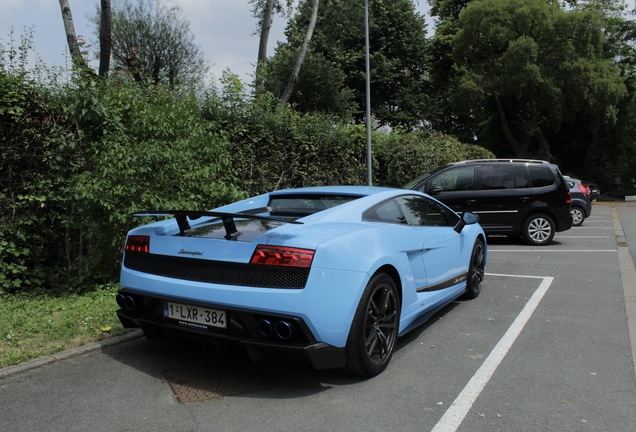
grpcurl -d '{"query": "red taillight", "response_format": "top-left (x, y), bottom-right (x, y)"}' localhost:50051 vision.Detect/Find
top-left (566, 191), bottom-right (571, 204)
top-left (578, 184), bottom-right (590, 196)
top-left (250, 245), bottom-right (315, 268)
top-left (125, 235), bottom-right (150, 253)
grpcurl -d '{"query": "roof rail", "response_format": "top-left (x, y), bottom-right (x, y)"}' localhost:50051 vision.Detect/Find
top-left (461, 159), bottom-right (551, 164)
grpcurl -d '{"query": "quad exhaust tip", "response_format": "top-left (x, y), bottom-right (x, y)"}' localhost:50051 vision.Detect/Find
top-left (116, 294), bottom-right (137, 312)
top-left (258, 318), bottom-right (296, 340)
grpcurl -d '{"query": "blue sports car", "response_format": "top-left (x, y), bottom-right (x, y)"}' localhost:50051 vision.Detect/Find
top-left (117, 186), bottom-right (487, 376)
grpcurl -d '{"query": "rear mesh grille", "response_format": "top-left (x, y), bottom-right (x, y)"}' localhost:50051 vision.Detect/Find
top-left (124, 253), bottom-right (309, 289)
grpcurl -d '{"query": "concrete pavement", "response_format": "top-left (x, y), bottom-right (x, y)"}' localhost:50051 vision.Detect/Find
top-left (2, 201), bottom-right (636, 380)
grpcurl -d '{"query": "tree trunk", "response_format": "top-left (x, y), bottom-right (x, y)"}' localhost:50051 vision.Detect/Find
top-left (255, 0), bottom-right (275, 92)
top-left (493, 91), bottom-right (528, 157)
top-left (58, 0), bottom-right (89, 71)
top-left (257, 0), bottom-right (275, 65)
top-left (98, 0), bottom-right (112, 77)
top-left (280, 0), bottom-right (320, 106)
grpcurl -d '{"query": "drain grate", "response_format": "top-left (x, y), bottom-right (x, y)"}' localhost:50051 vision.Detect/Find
top-left (163, 363), bottom-right (275, 403)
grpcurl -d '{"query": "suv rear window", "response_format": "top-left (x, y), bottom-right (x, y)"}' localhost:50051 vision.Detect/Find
top-left (528, 166), bottom-right (555, 187)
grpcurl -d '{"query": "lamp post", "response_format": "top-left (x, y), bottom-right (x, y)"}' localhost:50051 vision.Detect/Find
top-left (365, 0), bottom-right (372, 186)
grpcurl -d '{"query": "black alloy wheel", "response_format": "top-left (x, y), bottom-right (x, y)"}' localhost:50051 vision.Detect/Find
top-left (465, 238), bottom-right (485, 299)
top-left (346, 273), bottom-right (400, 376)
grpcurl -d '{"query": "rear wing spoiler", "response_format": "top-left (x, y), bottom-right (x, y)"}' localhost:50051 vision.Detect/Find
top-left (133, 207), bottom-right (302, 239)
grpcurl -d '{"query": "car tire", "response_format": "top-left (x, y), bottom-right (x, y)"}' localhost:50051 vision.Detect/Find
top-left (523, 213), bottom-right (555, 246)
top-left (571, 206), bottom-right (585, 226)
top-left (464, 238), bottom-right (485, 299)
top-left (345, 273), bottom-right (400, 376)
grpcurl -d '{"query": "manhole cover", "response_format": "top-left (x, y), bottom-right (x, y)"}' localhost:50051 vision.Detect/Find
top-left (163, 362), bottom-right (275, 404)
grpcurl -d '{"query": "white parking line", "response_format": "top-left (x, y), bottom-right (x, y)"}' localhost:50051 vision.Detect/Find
top-left (570, 227), bottom-right (614, 229)
top-left (431, 274), bottom-right (554, 432)
top-left (556, 236), bottom-right (610, 239)
top-left (489, 249), bottom-right (617, 253)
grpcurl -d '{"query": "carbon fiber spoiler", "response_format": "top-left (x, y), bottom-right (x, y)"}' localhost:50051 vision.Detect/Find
top-left (133, 207), bottom-right (302, 239)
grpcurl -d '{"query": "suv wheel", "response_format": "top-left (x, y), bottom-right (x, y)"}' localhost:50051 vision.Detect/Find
top-left (523, 213), bottom-right (555, 246)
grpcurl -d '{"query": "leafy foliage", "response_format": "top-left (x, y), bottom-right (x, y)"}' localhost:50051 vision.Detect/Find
top-left (376, 130), bottom-right (495, 187)
top-left (201, 72), bottom-right (369, 193)
top-left (103, 0), bottom-right (209, 88)
top-left (0, 62), bottom-right (237, 291)
top-left (429, 0), bottom-right (636, 190)
top-left (0, 69), bottom-right (73, 291)
top-left (64, 78), bottom-right (242, 286)
top-left (1, 59), bottom-right (491, 293)
top-left (264, 0), bottom-right (432, 128)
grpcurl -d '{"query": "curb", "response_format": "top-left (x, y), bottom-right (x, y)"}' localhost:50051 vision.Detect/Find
top-left (611, 204), bottom-right (636, 380)
top-left (0, 330), bottom-right (143, 380)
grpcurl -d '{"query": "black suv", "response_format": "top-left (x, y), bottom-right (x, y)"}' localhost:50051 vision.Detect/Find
top-left (405, 159), bottom-right (572, 245)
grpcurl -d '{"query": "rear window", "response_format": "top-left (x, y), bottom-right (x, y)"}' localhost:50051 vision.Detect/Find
top-left (269, 194), bottom-right (361, 217)
top-left (528, 166), bottom-right (555, 187)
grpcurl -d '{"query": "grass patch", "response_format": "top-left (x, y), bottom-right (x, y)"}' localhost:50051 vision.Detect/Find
top-left (1, 284), bottom-right (130, 368)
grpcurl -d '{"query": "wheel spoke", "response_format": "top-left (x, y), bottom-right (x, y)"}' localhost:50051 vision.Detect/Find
top-left (364, 285), bottom-right (398, 361)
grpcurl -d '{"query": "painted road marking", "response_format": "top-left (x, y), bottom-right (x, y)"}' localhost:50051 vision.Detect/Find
top-left (488, 249), bottom-right (617, 253)
top-left (431, 274), bottom-right (554, 432)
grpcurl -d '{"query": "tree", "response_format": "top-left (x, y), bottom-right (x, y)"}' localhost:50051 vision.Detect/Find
top-left (562, 0), bottom-right (636, 183)
top-left (105, 0), bottom-right (208, 88)
top-left (434, 0), bottom-right (625, 165)
top-left (280, 0), bottom-right (320, 105)
top-left (265, 0), bottom-right (431, 128)
top-left (58, 0), bottom-right (90, 71)
top-left (58, 0), bottom-right (112, 77)
top-left (251, 0), bottom-right (293, 90)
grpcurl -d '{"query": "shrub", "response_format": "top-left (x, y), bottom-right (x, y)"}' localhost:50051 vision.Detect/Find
top-left (377, 130), bottom-right (495, 187)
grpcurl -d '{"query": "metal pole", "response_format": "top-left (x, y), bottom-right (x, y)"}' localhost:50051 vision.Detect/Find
top-left (365, 0), bottom-right (372, 186)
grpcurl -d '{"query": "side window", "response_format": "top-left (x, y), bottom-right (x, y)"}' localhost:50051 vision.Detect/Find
top-left (429, 166), bottom-right (475, 192)
top-left (396, 195), bottom-right (457, 227)
top-left (513, 165), bottom-right (530, 188)
top-left (529, 166), bottom-right (554, 187)
top-left (363, 199), bottom-right (406, 224)
top-left (479, 164), bottom-right (515, 190)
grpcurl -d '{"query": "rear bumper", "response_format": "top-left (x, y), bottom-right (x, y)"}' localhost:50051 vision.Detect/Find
top-left (116, 290), bottom-right (346, 370)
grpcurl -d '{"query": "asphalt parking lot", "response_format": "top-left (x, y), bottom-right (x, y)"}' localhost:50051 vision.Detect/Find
top-left (2, 202), bottom-right (636, 432)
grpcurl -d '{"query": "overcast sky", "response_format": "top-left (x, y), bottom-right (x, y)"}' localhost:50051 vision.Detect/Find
top-left (1, 0), bottom-right (432, 83)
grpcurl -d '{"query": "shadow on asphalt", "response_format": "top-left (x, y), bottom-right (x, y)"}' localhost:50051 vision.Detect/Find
top-left (101, 334), bottom-right (362, 402)
top-left (99, 297), bottom-right (468, 403)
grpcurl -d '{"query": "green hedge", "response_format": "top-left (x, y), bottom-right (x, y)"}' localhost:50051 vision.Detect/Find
top-left (0, 70), bottom-right (493, 293)
top-left (375, 130), bottom-right (495, 187)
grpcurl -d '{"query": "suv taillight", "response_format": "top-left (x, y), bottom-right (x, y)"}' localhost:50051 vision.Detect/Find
top-left (566, 191), bottom-right (571, 204)
top-left (250, 245), bottom-right (314, 268)
top-left (125, 235), bottom-right (150, 253)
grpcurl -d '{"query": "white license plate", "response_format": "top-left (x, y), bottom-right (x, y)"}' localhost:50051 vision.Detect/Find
top-left (163, 302), bottom-right (227, 329)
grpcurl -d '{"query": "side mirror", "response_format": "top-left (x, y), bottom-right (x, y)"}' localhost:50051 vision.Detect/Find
top-left (428, 186), bottom-right (443, 195)
top-left (454, 212), bottom-right (479, 233)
